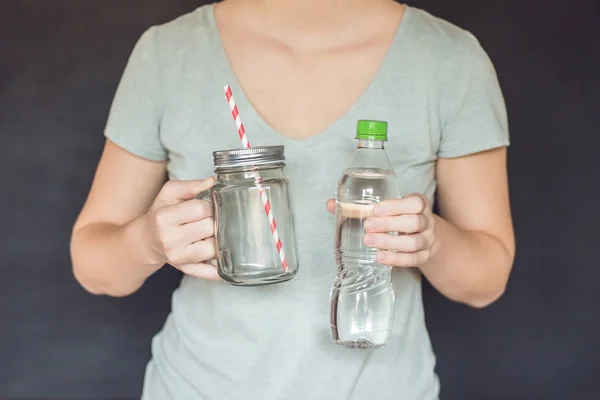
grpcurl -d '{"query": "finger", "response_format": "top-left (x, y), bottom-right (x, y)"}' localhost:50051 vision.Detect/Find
top-left (168, 238), bottom-right (216, 266)
top-left (364, 232), bottom-right (431, 252)
top-left (325, 199), bottom-right (336, 214)
top-left (157, 199), bottom-right (212, 226)
top-left (179, 261), bottom-right (221, 280)
top-left (179, 217), bottom-right (214, 243)
top-left (364, 214), bottom-right (428, 234)
top-left (183, 237), bottom-right (216, 264)
top-left (159, 177), bottom-right (215, 203)
top-left (374, 193), bottom-right (428, 217)
top-left (338, 202), bottom-right (375, 219)
top-left (377, 249), bottom-right (430, 268)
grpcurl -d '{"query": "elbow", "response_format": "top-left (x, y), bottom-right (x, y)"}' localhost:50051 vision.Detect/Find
top-left (449, 258), bottom-right (514, 309)
top-left (70, 240), bottom-right (141, 298)
top-left (443, 285), bottom-right (506, 309)
top-left (444, 282), bottom-right (507, 309)
top-left (71, 261), bottom-right (101, 296)
top-left (72, 269), bottom-right (105, 296)
top-left (72, 263), bottom-right (141, 298)
top-left (73, 264), bottom-right (141, 298)
top-left (443, 279), bottom-right (507, 309)
top-left (463, 239), bottom-right (515, 309)
top-left (463, 282), bottom-right (507, 309)
top-left (463, 262), bottom-right (513, 309)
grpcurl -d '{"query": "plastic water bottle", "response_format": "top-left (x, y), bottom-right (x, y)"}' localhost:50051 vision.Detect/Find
top-left (330, 120), bottom-right (400, 349)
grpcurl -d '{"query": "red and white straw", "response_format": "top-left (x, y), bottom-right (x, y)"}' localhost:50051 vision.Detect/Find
top-left (224, 85), bottom-right (288, 272)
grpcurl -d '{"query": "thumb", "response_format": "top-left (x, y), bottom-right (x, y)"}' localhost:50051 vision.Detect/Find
top-left (158, 177), bottom-right (215, 203)
top-left (325, 199), bottom-right (336, 214)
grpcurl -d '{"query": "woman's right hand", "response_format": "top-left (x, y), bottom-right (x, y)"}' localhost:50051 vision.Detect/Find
top-left (141, 177), bottom-right (220, 280)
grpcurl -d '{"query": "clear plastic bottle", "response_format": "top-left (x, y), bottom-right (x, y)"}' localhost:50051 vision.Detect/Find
top-left (330, 120), bottom-right (400, 349)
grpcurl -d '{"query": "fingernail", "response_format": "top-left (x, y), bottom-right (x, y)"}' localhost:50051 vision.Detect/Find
top-left (364, 219), bottom-right (377, 231)
top-left (364, 234), bottom-right (375, 246)
top-left (202, 177), bottom-right (215, 188)
top-left (377, 251), bottom-right (386, 262)
top-left (374, 205), bottom-right (385, 216)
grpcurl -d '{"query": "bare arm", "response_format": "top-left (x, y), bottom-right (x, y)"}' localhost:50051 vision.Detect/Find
top-left (72, 140), bottom-right (219, 297)
top-left (422, 147), bottom-right (515, 308)
top-left (70, 140), bottom-right (168, 297)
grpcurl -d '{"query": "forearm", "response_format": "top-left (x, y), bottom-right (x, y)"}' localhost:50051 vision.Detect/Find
top-left (70, 216), bottom-right (164, 297)
top-left (421, 215), bottom-right (514, 308)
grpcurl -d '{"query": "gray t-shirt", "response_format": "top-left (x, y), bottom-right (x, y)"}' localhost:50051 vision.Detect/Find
top-left (104, 4), bottom-right (509, 400)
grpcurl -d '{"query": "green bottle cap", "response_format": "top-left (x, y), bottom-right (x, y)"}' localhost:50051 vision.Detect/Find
top-left (355, 120), bottom-right (388, 141)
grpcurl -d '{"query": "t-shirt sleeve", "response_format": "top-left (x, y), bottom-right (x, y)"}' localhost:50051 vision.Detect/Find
top-left (103, 27), bottom-right (167, 161)
top-left (437, 33), bottom-right (510, 158)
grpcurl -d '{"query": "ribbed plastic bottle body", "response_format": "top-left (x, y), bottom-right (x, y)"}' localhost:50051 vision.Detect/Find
top-left (330, 137), bottom-right (400, 349)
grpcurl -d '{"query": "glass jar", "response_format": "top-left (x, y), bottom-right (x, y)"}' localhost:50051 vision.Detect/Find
top-left (198, 145), bottom-right (299, 286)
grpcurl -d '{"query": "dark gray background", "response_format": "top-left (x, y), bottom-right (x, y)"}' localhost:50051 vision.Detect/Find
top-left (1, 0), bottom-right (599, 399)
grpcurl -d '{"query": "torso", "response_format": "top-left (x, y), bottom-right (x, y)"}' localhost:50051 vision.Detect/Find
top-left (138, 3), bottom-right (481, 399)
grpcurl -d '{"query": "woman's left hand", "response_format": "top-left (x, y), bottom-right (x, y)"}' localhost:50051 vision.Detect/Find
top-left (326, 193), bottom-right (436, 267)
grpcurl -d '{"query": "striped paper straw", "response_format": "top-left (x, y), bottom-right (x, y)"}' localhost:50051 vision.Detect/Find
top-left (224, 85), bottom-right (288, 272)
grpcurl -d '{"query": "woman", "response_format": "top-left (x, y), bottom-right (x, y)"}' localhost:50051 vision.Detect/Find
top-left (70, 0), bottom-right (515, 398)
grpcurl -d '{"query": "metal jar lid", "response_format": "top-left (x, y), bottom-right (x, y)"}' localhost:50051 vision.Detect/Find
top-left (213, 145), bottom-right (285, 170)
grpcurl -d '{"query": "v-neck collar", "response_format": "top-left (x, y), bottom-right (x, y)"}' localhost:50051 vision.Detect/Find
top-left (205, 3), bottom-right (414, 149)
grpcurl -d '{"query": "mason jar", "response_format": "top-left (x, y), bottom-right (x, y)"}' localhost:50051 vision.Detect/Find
top-left (197, 145), bottom-right (299, 286)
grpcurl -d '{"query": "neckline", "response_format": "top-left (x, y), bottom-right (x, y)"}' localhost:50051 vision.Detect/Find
top-left (205, 4), bottom-right (414, 148)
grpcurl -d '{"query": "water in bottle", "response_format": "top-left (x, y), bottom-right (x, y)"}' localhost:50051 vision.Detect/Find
top-left (330, 120), bottom-right (400, 349)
